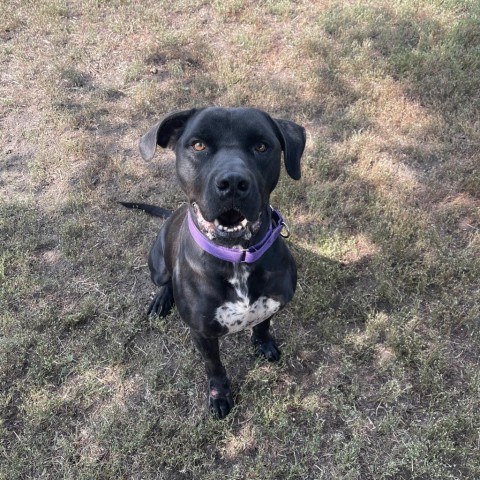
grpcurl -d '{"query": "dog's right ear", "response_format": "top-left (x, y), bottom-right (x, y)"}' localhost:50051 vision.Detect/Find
top-left (139, 109), bottom-right (198, 160)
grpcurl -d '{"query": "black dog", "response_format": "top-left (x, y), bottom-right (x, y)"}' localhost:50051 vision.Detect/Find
top-left (123, 107), bottom-right (306, 418)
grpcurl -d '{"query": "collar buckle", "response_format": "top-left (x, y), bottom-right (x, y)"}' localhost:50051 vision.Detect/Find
top-left (280, 221), bottom-right (290, 238)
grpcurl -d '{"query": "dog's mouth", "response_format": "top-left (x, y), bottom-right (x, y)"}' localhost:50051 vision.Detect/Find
top-left (191, 202), bottom-right (261, 240)
top-left (215, 210), bottom-right (248, 233)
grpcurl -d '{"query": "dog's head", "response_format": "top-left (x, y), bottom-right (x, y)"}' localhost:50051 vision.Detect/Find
top-left (139, 107), bottom-right (306, 243)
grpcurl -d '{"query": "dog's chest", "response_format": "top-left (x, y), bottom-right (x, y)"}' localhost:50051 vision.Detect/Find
top-left (214, 265), bottom-right (281, 335)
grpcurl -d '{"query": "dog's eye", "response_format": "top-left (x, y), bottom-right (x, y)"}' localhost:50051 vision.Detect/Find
top-left (192, 142), bottom-right (206, 151)
top-left (255, 143), bottom-right (268, 153)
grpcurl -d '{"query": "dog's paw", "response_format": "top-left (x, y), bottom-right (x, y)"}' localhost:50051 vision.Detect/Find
top-left (208, 379), bottom-right (234, 419)
top-left (252, 337), bottom-right (281, 362)
top-left (147, 284), bottom-right (174, 317)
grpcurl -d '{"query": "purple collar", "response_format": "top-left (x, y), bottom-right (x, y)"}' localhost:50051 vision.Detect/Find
top-left (187, 207), bottom-right (288, 263)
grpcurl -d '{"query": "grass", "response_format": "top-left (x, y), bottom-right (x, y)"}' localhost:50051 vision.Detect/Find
top-left (1, 0), bottom-right (479, 478)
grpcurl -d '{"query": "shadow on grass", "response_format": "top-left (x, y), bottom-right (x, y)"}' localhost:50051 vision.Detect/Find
top-left (318, 3), bottom-right (480, 191)
top-left (3, 3), bottom-right (479, 476)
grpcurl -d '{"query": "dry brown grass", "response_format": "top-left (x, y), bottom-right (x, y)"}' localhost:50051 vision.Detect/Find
top-left (1, 0), bottom-right (479, 479)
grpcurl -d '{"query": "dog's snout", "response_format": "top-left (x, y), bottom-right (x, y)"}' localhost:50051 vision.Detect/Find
top-left (215, 172), bottom-right (250, 198)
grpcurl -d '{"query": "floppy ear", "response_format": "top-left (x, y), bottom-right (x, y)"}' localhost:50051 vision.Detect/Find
top-left (139, 109), bottom-right (198, 160)
top-left (273, 118), bottom-right (306, 180)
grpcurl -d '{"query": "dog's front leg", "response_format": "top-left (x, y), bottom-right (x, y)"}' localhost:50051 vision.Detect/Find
top-left (190, 330), bottom-right (234, 419)
top-left (251, 318), bottom-right (281, 362)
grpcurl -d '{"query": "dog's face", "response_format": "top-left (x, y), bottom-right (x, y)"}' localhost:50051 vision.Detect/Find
top-left (139, 107), bottom-right (306, 243)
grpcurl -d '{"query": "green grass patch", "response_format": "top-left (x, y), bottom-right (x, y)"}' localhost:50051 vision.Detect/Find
top-left (1, 0), bottom-right (479, 478)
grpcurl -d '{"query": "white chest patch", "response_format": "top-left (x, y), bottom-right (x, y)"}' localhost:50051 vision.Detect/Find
top-left (214, 265), bottom-right (281, 335)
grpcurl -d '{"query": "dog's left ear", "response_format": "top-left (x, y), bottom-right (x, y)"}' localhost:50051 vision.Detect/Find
top-left (273, 119), bottom-right (306, 180)
top-left (139, 109), bottom-right (198, 160)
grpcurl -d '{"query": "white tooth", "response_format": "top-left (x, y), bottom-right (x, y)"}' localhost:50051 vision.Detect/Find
top-left (214, 219), bottom-right (220, 227)
top-left (241, 219), bottom-right (248, 227)
top-left (218, 224), bottom-right (224, 231)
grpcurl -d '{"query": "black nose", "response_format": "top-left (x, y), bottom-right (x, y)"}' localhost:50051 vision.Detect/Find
top-left (215, 172), bottom-right (250, 198)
